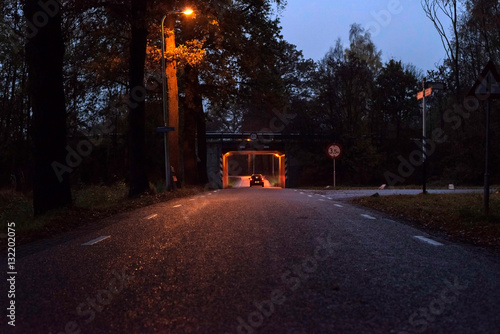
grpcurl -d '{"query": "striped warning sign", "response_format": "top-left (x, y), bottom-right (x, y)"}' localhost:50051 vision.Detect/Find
top-left (285, 156), bottom-right (288, 183)
top-left (220, 154), bottom-right (223, 185)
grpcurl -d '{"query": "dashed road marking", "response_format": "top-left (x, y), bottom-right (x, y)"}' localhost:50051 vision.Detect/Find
top-left (413, 236), bottom-right (444, 246)
top-left (308, 195), bottom-right (313, 198)
top-left (327, 197), bottom-right (333, 200)
top-left (189, 198), bottom-right (196, 201)
top-left (300, 192), bottom-right (305, 195)
top-left (82, 236), bottom-right (110, 246)
top-left (318, 199), bottom-right (325, 201)
top-left (173, 204), bottom-right (183, 208)
top-left (361, 214), bottom-right (376, 220)
top-left (145, 214), bottom-right (158, 220)
top-left (334, 204), bottom-right (343, 208)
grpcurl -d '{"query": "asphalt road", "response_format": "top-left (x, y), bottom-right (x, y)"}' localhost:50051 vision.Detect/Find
top-left (2, 188), bottom-right (500, 333)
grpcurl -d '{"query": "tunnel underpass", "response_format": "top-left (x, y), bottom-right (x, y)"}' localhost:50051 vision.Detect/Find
top-left (222, 151), bottom-right (285, 189)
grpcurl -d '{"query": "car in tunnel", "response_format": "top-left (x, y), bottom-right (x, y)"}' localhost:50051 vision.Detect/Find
top-left (249, 174), bottom-right (265, 187)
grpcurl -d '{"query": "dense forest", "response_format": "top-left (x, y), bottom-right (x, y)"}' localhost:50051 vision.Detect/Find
top-left (0, 0), bottom-right (499, 214)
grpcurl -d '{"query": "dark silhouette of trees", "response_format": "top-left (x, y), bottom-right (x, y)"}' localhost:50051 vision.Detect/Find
top-left (2, 0), bottom-right (499, 203)
top-left (23, 0), bottom-right (72, 215)
top-left (127, 0), bottom-right (150, 196)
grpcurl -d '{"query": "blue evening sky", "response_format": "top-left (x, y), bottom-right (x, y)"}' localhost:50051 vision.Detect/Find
top-left (278, 0), bottom-right (448, 73)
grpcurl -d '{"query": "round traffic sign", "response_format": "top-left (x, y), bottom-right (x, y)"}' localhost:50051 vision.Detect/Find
top-left (327, 143), bottom-right (342, 159)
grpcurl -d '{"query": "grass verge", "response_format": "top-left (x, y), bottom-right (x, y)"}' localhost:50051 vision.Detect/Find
top-left (351, 193), bottom-right (500, 248)
top-left (1, 182), bottom-right (206, 249)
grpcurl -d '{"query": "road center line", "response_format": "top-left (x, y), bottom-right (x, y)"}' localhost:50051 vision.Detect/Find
top-left (308, 195), bottom-right (313, 198)
top-left (173, 204), bottom-right (183, 208)
top-left (327, 197), bottom-right (333, 200)
top-left (82, 236), bottom-right (110, 246)
top-left (318, 199), bottom-right (325, 201)
top-left (413, 236), bottom-right (444, 246)
top-left (334, 204), bottom-right (343, 208)
top-left (361, 214), bottom-right (377, 220)
top-left (146, 214), bottom-right (158, 220)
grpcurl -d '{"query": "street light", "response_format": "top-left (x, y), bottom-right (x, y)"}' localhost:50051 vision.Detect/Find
top-left (160, 8), bottom-right (193, 191)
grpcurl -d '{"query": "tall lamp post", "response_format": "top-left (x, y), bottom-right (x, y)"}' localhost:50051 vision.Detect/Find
top-left (160, 9), bottom-right (193, 191)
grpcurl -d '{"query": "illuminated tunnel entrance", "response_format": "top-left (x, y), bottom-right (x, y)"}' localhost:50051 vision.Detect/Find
top-left (222, 151), bottom-right (286, 189)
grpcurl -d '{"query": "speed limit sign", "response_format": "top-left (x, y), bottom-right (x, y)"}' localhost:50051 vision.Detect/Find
top-left (327, 143), bottom-right (342, 159)
top-left (326, 143), bottom-right (342, 189)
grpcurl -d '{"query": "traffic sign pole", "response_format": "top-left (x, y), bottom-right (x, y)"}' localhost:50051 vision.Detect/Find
top-left (484, 77), bottom-right (491, 214)
top-left (422, 78), bottom-right (427, 194)
top-left (333, 158), bottom-right (336, 189)
top-left (326, 143), bottom-right (342, 189)
top-left (416, 80), bottom-right (444, 195)
top-left (468, 60), bottom-right (500, 214)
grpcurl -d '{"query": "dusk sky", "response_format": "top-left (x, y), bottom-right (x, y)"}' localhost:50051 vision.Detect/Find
top-left (279, 0), bottom-right (448, 73)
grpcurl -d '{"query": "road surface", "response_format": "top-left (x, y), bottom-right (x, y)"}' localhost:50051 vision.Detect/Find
top-left (2, 188), bottom-right (499, 333)
top-left (310, 188), bottom-right (485, 199)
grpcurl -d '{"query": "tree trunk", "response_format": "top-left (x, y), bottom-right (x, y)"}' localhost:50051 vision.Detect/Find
top-left (452, 0), bottom-right (460, 100)
top-left (165, 16), bottom-right (181, 185)
top-left (24, 0), bottom-right (71, 216)
top-left (128, 0), bottom-right (149, 197)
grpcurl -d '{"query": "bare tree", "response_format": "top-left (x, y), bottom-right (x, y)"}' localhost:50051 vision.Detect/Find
top-left (421, 0), bottom-right (461, 98)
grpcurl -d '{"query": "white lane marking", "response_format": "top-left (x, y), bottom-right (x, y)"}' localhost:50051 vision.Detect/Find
top-left (300, 192), bottom-right (305, 195)
top-left (146, 214), bottom-right (158, 220)
top-left (189, 198), bottom-right (196, 201)
top-left (318, 199), bottom-right (325, 202)
top-left (321, 195), bottom-right (327, 198)
top-left (173, 204), bottom-right (183, 208)
top-left (413, 236), bottom-right (444, 246)
top-left (82, 236), bottom-right (110, 246)
top-left (361, 214), bottom-right (377, 220)
top-left (327, 197), bottom-right (333, 200)
top-left (334, 204), bottom-right (343, 208)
